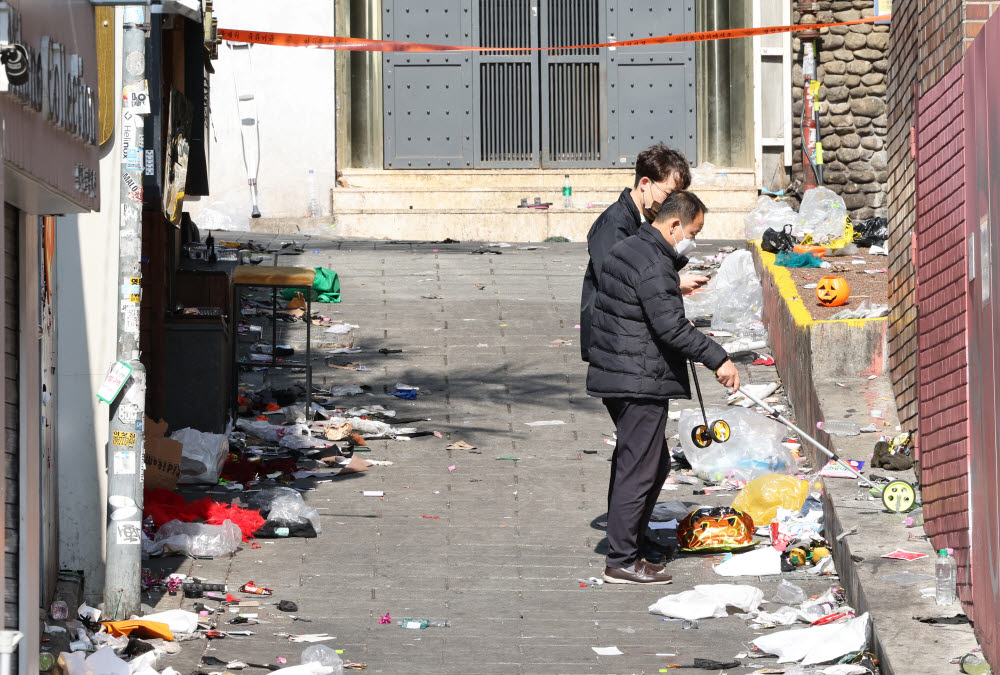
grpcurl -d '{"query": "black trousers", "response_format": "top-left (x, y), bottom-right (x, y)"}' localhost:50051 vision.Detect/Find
top-left (603, 398), bottom-right (671, 569)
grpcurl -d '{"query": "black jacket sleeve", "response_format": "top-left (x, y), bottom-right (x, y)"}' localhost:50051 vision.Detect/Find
top-left (635, 264), bottom-right (729, 371)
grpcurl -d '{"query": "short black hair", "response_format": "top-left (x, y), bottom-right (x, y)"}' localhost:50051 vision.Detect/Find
top-left (653, 190), bottom-right (708, 225)
top-left (633, 143), bottom-right (692, 190)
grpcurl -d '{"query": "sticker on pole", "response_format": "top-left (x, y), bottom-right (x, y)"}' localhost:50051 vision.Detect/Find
top-left (113, 450), bottom-right (137, 475)
top-left (97, 360), bottom-right (134, 404)
top-left (112, 430), bottom-right (137, 447)
top-left (123, 81), bottom-right (151, 115)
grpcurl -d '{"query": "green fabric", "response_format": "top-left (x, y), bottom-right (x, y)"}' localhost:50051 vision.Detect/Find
top-left (279, 267), bottom-right (341, 303)
top-left (774, 252), bottom-right (823, 268)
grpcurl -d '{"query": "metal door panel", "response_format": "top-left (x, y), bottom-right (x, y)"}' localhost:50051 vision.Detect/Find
top-left (540, 0), bottom-right (607, 167)
top-left (473, 0), bottom-right (539, 167)
top-left (383, 0), bottom-right (475, 168)
top-left (606, 0), bottom-right (696, 167)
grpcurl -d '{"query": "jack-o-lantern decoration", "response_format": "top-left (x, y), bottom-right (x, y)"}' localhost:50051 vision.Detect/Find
top-left (815, 276), bottom-right (850, 307)
top-left (677, 507), bottom-right (756, 552)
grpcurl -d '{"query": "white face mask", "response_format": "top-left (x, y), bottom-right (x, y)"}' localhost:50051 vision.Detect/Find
top-left (671, 229), bottom-right (697, 256)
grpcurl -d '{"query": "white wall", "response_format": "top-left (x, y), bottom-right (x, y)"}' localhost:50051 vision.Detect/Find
top-left (186, 0), bottom-right (337, 229)
top-left (53, 9), bottom-right (123, 600)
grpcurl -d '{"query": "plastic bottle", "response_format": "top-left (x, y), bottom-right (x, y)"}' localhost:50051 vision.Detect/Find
top-left (562, 174), bottom-right (572, 208)
top-left (903, 508), bottom-right (923, 528)
top-left (49, 600), bottom-right (68, 620)
top-left (307, 169), bottom-right (321, 217)
top-left (397, 618), bottom-right (451, 629)
top-left (936, 548), bottom-right (957, 605)
top-left (205, 231), bottom-right (217, 263)
top-left (39, 652), bottom-right (55, 672)
top-left (817, 420), bottom-right (861, 437)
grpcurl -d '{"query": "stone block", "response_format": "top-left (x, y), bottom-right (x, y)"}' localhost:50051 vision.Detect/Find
top-left (872, 59), bottom-right (889, 73)
top-left (853, 206), bottom-right (876, 220)
top-left (872, 114), bottom-right (888, 128)
top-left (824, 171), bottom-right (848, 185)
top-left (836, 126), bottom-right (857, 136)
top-left (793, 100), bottom-right (804, 116)
top-left (861, 72), bottom-right (884, 85)
top-left (843, 192), bottom-right (867, 209)
top-left (847, 160), bottom-right (869, 171)
top-left (851, 0), bottom-right (869, 7)
top-left (823, 74), bottom-right (847, 87)
top-left (868, 84), bottom-right (887, 95)
top-left (862, 181), bottom-right (883, 193)
top-left (847, 60), bottom-right (873, 75)
top-left (817, 11), bottom-right (834, 22)
top-left (866, 33), bottom-right (889, 51)
top-left (793, 63), bottom-right (803, 82)
top-left (824, 60), bottom-right (847, 75)
top-left (827, 86), bottom-right (851, 103)
top-left (850, 97), bottom-right (885, 117)
top-left (841, 133), bottom-right (862, 149)
top-left (822, 35), bottom-right (846, 49)
top-left (830, 102), bottom-right (851, 114)
top-left (793, 86), bottom-right (804, 100)
top-left (837, 147), bottom-right (864, 163)
top-left (846, 74), bottom-right (862, 87)
top-left (849, 85), bottom-right (868, 98)
top-left (830, 113), bottom-right (855, 128)
top-left (821, 134), bottom-right (842, 150)
top-left (825, 160), bottom-right (847, 172)
top-left (833, 49), bottom-right (856, 62)
top-left (820, 51), bottom-right (835, 63)
top-left (861, 136), bottom-right (884, 151)
top-left (831, 25), bottom-right (850, 35)
top-left (832, 0), bottom-right (854, 9)
top-left (845, 33), bottom-right (867, 50)
top-left (834, 9), bottom-right (861, 20)
top-left (843, 182), bottom-right (862, 194)
top-left (852, 23), bottom-right (873, 34)
top-left (855, 48), bottom-right (883, 61)
top-left (876, 170), bottom-right (888, 182)
top-left (871, 151), bottom-right (888, 171)
top-left (867, 191), bottom-right (886, 208)
top-left (852, 115), bottom-right (872, 129)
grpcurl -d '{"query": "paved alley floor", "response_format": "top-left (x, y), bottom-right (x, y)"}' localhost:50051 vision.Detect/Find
top-left (149, 235), bottom-right (842, 674)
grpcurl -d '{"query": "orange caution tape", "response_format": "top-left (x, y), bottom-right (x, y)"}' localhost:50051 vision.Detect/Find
top-left (219, 15), bottom-right (890, 53)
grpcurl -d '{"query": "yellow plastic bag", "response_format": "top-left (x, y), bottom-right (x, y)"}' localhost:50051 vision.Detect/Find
top-left (732, 474), bottom-right (809, 526)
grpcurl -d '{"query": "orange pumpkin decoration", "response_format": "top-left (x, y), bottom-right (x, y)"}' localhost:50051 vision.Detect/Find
top-left (816, 276), bottom-right (850, 307)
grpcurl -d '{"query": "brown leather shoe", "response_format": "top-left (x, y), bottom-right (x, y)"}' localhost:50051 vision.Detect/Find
top-left (639, 558), bottom-right (665, 572)
top-left (603, 560), bottom-right (673, 584)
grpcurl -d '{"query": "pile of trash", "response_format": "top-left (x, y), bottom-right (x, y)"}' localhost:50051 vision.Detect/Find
top-left (745, 187), bottom-right (853, 247)
top-left (684, 249), bottom-right (767, 339)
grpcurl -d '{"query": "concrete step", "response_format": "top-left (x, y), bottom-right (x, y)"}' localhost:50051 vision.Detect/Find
top-left (337, 167), bottom-right (757, 190)
top-left (251, 207), bottom-right (746, 241)
top-left (330, 186), bottom-right (760, 212)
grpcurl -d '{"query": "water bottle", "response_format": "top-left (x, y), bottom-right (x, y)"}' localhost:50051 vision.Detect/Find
top-left (562, 174), bottom-right (572, 208)
top-left (903, 508), bottom-right (923, 528)
top-left (936, 548), bottom-right (957, 605)
top-left (817, 420), bottom-right (861, 436)
top-left (307, 169), bottom-right (321, 217)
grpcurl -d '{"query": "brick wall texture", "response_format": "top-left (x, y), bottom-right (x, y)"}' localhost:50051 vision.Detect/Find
top-left (913, 64), bottom-right (971, 612)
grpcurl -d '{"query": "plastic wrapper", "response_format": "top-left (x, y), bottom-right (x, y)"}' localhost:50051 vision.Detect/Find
top-left (854, 216), bottom-right (888, 247)
top-left (683, 251), bottom-right (765, 334)
top-left (648, 584), bottom-right (764, 621)
top-left (268, 493), bottom-right (321, 534)
top-left (679, 408), bottom-right (795, 482)
top-left (752, 612), bottom-right (870, 666)
top-left (251, 489), bottom-right (321, 538)
top-left (744, 196), bottom-right (798, 240)
top-left (247, 487), bottom-right (300, 513)
top-left (135, 609), bottom-right (199, 634)
top-left (172, 428), bottom-right (229, 484)
top-left (798, 187), bottom-right (848, 244)
top-left (150, 519), bottom-right (242, 557)
top-left (731, 475), bottom-right (809, 526)
top-left (772, 580), bottom-right (806, 606)
top-left (713, 546), bottom-right (782, 576)
top-left (830, 301), bottom-right (889, 320)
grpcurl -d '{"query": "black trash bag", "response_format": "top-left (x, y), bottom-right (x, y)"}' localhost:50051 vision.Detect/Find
top-left (855, 216), bottom-right (888, 247)
top-left (761, 225), bottom-right (796, 253)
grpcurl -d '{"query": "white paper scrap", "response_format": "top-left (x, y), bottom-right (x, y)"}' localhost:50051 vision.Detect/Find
top-left (592, 646), bottom-right (623, 656)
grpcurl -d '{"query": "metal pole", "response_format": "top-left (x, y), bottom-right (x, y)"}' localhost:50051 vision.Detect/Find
top-left (103, 4), bottom-right (149, 621)
top-left (797, 2), bottom-right (821, 189)
top-left (705, 0), bottom-right (731, 166)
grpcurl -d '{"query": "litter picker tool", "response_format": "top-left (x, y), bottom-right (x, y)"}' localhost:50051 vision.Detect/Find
top-left (688, 361), bottom-right (731, 448)
top-left (734, 386), bottom-right (915, 510)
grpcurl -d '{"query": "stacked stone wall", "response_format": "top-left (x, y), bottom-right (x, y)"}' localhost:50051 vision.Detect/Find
top-left (790, 1), bottom-right (889, 221)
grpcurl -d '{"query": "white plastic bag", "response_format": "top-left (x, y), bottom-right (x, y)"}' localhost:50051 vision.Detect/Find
top-left (713, 546), bottom-right (782, 577)
top-left (648, 584), bottom-right (764, 621)
top-left (151, 519), bottom-right (241, 557)
top-left (682, 250), bottom-right (764, 333)
top-left (798, 187), bottom-right (847, 244)
top-left (173, 428), bottom-right (229, 484)
top-left (679, 408), bottom-right (795, 482)
top-left (135, 609), bottom-right (200, 634)
top-left (744, 196), bottom-right (798, 240)
top-left (752, 612), bottom-right (870, 665)
top-left (268, 492), bottom-right (322, 534)
top-left (301, 646), bottom-right (343, 675)
top-left (772, 580), bottom-right (806, 605)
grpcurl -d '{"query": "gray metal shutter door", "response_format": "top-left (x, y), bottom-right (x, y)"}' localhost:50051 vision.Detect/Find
top-left (606, 0), bottom-right (697, 167)
top-left (383, 0), bottom-right (475, 169)
top-left (3, 203), bottom-right (18, 648)
top-left (540, 0), bottom-right (608, 167)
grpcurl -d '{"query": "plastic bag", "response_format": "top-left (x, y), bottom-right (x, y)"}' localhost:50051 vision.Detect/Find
top-left (732, 475), bottom-right (809, 526)
top-left (713, 546), bottom-right (782, 576)
top-left (744, 196), bottom-right (798, 240)
top-left (679, 408), bottom-right (795, 482)
top-left (172, 428), bottom-right (229, 484)
top-left (648, 584), bottom-right (764, 621)
top-left (650, 501), bottom-right (695, 523)
top-left (247, 487), bottom-right (301, 514)
top-left (752, 613), bottom-right (870, 666)
top-left (301, 646), bottom-right (343, 675)
top-left (684, 250), bottom-right (764, 332)
top-left (772, 580), bottom-right (806, 605)
top-left (830, 301), bottom-right (889, 320)
top-left (854, 216), bottom-right (888, 247)
top-left (761, 225), bottom-right (796, 253)
top-left (798, 187), bottom-right (848, 245)
top-left (134, 609), bottom-right (199, 634)
top-left (268, 493), bottom-right (321, 534)
top-left (151, 519), bottom-right (242, 557)
top-left (252, 489), bottom-right (321, 538)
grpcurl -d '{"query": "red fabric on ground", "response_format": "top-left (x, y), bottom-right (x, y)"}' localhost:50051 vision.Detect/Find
top-left (144, 489), bottom-right (265, 542)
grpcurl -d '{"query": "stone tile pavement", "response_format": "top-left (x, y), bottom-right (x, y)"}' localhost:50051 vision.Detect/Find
top-left (147, 236), bottom-right (846, 674)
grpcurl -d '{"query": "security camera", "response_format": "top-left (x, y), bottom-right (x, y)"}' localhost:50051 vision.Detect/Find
top-left (0, 44), bottom-right (29, 87)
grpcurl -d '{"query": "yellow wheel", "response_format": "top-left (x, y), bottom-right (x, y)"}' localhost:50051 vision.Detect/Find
top-left (711, 419), bottom-right (731, 443)
top-left (691, 425), bottom-right (713, 449)
top-left (881, 480), bottom-right (916, 513)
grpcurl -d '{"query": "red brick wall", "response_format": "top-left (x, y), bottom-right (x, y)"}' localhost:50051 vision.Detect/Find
top-left (914, 64), bottom-right (971, 611)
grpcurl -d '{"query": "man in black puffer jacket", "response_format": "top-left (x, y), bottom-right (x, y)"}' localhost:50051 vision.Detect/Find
top-left (588, 191), bottom-right (741, 585)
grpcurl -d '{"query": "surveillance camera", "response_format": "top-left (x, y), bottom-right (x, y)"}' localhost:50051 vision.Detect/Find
top-left (0, 44), bottom-right (29, 87)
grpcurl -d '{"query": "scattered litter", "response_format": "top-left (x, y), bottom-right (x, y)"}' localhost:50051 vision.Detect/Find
top-left (648, 584), bottom-right (764, 621)
top-left (524, 420), bottom-right (565, 426)
top-left (713, 546), bottom-right (782, 577)
top-left (446, 441), bottom-right (476, 450)
top-left (378, 613), bottom-right (392, 624)
top-left (772, 580), bottom-right (807, 605)
top-left (819, 459), bottom-right (866, 478)
top-left (363, 491), bottom-right (384, 497)
top-left (731, 475), bottom-right (808, 527)
top-left (324, 323), bottom-right (358, 334)
top-left (592, 646), bottom-right (624, 656)
top-left (680, 408), bottom-right (796, 482)
top-left (752, 613), bottom-right (869, 666)
top-left (277, 600), bottom-right (299, 612)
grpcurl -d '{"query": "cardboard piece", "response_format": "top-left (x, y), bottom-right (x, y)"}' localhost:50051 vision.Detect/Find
top-left (144, 416), bottom-right (182, 490)
top-left (338, 457), bottom-right (370, 476)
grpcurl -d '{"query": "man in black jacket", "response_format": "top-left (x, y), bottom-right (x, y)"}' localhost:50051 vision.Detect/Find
top-left (588, 191), bottom-right (740, 584)
top-left (580, 143), bottom-right (709, 363)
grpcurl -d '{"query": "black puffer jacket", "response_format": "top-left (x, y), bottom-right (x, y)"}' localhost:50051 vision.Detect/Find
top-left (580, 188), bottom-right (642, 362)
top-left (586, 224), bottom-right (729, 401)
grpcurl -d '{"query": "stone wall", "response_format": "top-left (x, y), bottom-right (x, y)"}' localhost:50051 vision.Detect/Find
top-left (790, 1), bottom-right (889, 221)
